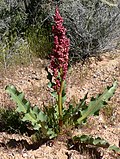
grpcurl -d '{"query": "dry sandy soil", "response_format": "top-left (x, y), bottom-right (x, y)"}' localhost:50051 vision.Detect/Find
top-left (0, 50), bottom-right (120, 159)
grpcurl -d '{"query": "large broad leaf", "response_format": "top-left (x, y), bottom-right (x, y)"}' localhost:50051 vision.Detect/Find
top-left (73, 135), bottom-right (109, 148)
top-left (5, 85), bottom-right (30, 113)
top-left (77, 81), bottom-right (117, 124)
top-left (63, 93), bottom-right (88, 125)
top-left (5, 85), bottom-right (57, 139)
top-left (22, 109), bottom-right (37, 126)
top-left (72, 135), bottom-right (120, 154)
top-left (108, 145), bottom-right (120, 154)
top-left (47, 128), bottom-right (58, 139)
top-left (37, 111), bottom-right (47, 122)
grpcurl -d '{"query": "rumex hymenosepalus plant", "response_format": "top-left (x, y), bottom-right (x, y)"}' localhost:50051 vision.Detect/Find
top-left (5, 7), bottom-right (120, 154)
top-left (49, 6), bottom-right (70, 128)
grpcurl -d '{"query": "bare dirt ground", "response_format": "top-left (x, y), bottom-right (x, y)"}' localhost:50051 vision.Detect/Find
top-left (0, 50), bottom-right (120, 159)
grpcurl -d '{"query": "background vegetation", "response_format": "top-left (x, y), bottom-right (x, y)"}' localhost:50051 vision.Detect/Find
top-left (0, 0), bottom-right (120, 67)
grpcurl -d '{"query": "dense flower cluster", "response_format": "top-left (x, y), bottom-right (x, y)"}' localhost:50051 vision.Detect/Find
top-left (50, 7), bottom-right (70, 92)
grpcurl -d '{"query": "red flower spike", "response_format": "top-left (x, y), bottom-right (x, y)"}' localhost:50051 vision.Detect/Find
top-left (50, 6), bottom-right (70, 92)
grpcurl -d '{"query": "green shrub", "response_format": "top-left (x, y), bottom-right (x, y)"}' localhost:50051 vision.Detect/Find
top-left (26, 26), bottom-right (52, 59)
top-left (48, 0), bottom-right (120, 62)
top-left (0, 0), bottom-right (52, 67)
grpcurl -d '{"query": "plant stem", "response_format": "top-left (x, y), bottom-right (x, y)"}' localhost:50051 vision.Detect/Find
top-left (58, 80), bottom-right (64, 128)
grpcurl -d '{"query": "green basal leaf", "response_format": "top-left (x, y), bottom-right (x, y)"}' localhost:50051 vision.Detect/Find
top-left (33, 106), bottom-right (40, 114)
top-left (77, 81), bottom-right (117, 124)
top-left (18, 92), bottom-right (24, 100)
top-left (63, 104), bottom-right (74, 123)
top-left (93, 137), bottom-right (108, 145)
top-left (5, 85), bottom-right (58, 139)
top-left (108, 145), bottom-right (120, 153)
top-left (79, 135), bottom-right (90, 143)
top-left (47, 128), bottom-right (57, 139)
top-left (73, 135), bottom-right (109, 148)
top-left (22, 112), bottom-right (36, 126)
top-left (5, 85), bottom-right (30, 113)
top-left (34, 124), bottom-right (41, 130)
top-left (63, 93), bottom-right (88, 125)
top-left (72, 135), bottom-right (120, 153)
top-left (78, 92), bottom-right (88, 110)
top-left (37, 111), bottom-right (47, 122)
